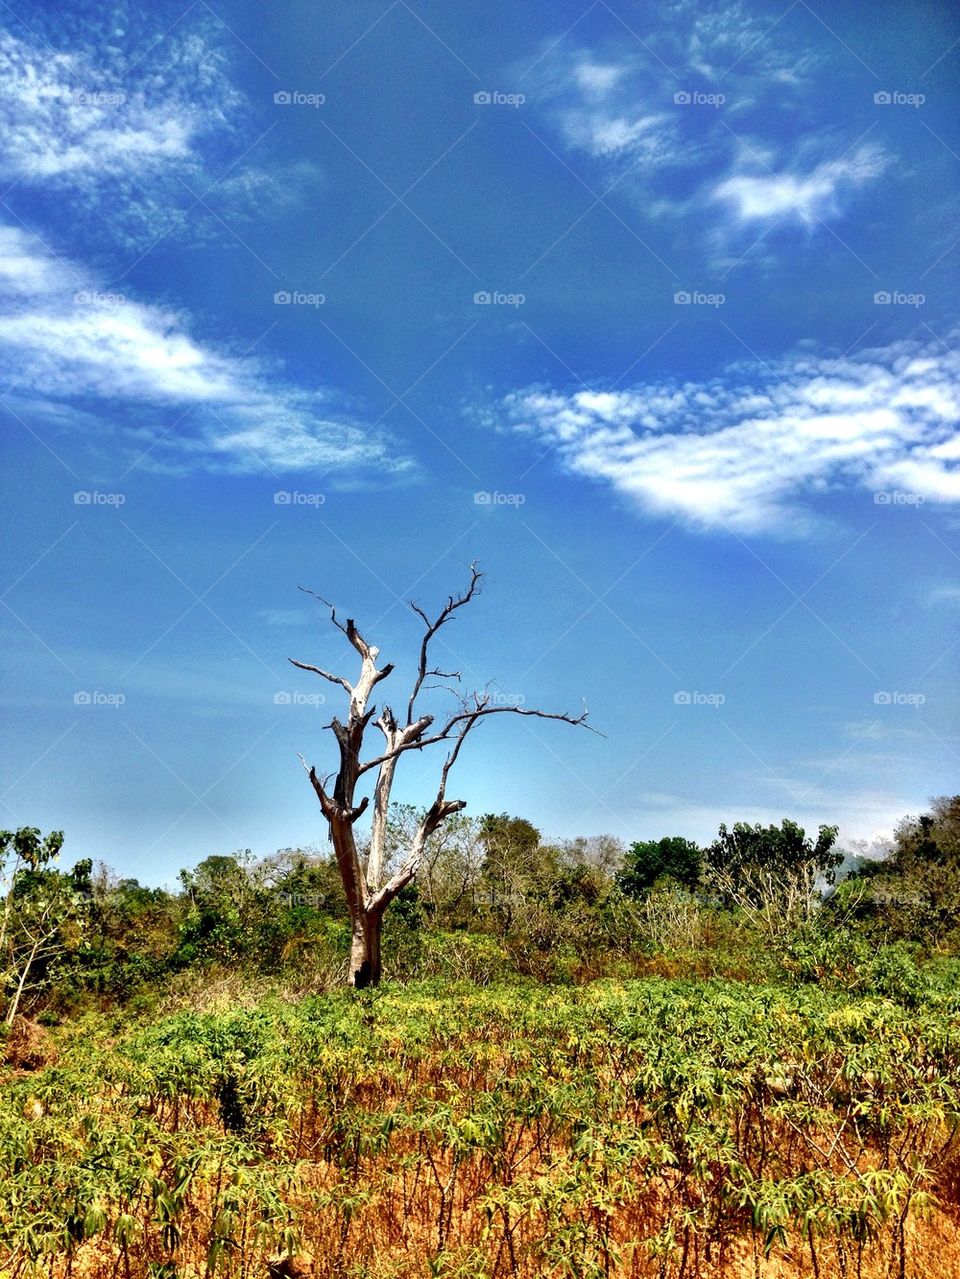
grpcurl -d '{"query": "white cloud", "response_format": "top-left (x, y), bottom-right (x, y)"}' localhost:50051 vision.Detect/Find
top-left (0, 26), bottom-right (295, 252)
top-left (490, 335), bottom-right (960, 533)
top-left (713, 146), bottom-right (887, 226)
top-left (520, 7), bottom-right (886, 247)
top-left (560, 106), bottom-right (672, 161)
top-left (573, 61), bottom-right (626, 98)
top-left (0, 23), bottom-right (408, 482)
top-left (0, 27), bottom-right (235, 181)
top-left (531, 48), bottom-right (679, 167)
top-left (0, 226), bottom-right (409, 477)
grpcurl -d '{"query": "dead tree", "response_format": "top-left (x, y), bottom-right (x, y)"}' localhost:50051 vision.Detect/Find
top-left (290, 564), bottom-right (591, 987)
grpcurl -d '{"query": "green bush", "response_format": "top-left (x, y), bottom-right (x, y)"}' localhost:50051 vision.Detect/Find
top-left (781, 925), bottom-right (928, 1004)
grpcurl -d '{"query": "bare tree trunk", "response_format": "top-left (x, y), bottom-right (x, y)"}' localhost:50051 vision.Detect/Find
top-left (291, 566), bottom-right (591, 987)
top-left (349, 908), bottom-right (383, 988)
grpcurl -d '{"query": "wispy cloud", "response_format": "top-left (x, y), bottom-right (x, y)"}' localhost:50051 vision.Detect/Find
top-left (520, 3), bottom-right (886, 255)
top-left (0, 224), bottom-right (410, 477)
top-left (488, 335), bottom-right (960, 533)
top-left (0, 17), bottom-right (408, 481)
top-left (713, 145), bottom-right (887, 226)
top-left (0, 24), bottom-right (314, 254)
top-left (927, 583), bottom-right (960, 607)
top-left (0, 28), bottom-right (216, 180)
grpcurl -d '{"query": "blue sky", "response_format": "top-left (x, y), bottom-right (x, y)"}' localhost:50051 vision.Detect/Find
top-left (1, 0), bottom-right (958, 884)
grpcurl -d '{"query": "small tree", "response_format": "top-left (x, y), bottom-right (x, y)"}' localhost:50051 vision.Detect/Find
top-left (0, 828), bottom-right (88, 1024)
top-left (386, 805), bottom-right (485, 929)
top-left (291, 565), bottom-right (592, 987)
top-left (845, 796), bottom-right (960, 944)
top-left (617, 836), bottom-right (703, 897)
top-left (705, 818), bottom-right (840, 939)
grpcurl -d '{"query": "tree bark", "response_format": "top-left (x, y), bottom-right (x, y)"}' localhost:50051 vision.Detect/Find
top-left (348, 907), bottom-right (383, 988)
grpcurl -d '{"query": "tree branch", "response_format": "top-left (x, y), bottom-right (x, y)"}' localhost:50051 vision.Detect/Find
top-left (287, 658), bottom-right (352, 694)
top-left (359, 700), bottom-right (595, 776)
top-left (298, 754), bottom-right (336, 822)
top-left (298, 587), bottom-right (351, 640)
top-left (297, 586), bottom-right (395, 676)
top-left (367, 796), bottom-right (467, 914)
top-left (406, 562), bottom-right (483, 725)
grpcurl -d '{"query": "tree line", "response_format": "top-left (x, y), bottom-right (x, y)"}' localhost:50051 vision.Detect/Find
top-left (2, 794), bottom-right (958, 1022)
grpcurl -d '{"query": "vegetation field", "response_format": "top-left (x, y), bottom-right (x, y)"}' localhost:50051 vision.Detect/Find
top-left (3, 976), bottom-right (960, 1279)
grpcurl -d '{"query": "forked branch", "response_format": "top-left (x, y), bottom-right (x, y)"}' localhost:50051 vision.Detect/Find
top-left (406, 562), bottom-right (483, 725)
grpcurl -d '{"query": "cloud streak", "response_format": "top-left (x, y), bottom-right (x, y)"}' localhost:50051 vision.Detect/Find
top-left (491, 336), bottom-right (960, 533)
top-left (712, 146), bottom-right (887, 226)
top-left (0, 19), bottom-right (407, 480)
top-left (0, 225), bottom-right (410, 477)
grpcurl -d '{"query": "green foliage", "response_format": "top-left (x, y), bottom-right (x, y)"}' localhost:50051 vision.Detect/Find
top-left (845, 796), bottom-right (960, 946)
top-left (617, 836), bottom-right (703, 897)
top-left (4, 800), bottom-right (960, 1275)
top-left (0, 828), bottom-right (89, 1023)
top-left (781, 925), bottom-right (929, 1003)
top-left (706, 818), bottom-right (841, 905)
top-left (0, 978), bottom-right (957, 1276)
